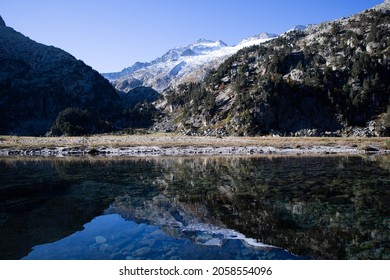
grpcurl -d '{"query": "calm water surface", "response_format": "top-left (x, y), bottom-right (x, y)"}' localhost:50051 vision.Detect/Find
top-left (0, 155), bottom-right (389, 260)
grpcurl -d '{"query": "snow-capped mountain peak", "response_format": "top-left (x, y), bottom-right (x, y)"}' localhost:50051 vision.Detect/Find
top-left (187, 39), bottom-right (227, 54)
top-left (195, 38), bottom-right (214, 44)
top-left (150, 38), bottom-right (227, 66)
top-left (103, 32), bottom-right (278, 93)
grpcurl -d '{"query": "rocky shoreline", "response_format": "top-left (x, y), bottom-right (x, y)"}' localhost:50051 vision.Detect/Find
top-left (0, 144), bottom-right (388, 157)
top-left (0, 135), bottom-right (389, 157)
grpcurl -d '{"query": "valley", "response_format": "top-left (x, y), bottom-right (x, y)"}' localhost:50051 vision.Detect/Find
top-left (1, 1), bottom-right (390, 138)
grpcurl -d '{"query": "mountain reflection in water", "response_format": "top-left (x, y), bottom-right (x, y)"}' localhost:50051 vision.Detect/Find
top-left (0, 155), bottom-right (389, 260)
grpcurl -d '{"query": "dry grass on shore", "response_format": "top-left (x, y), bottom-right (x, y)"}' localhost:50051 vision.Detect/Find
top-left (0, 133), bottom-right (389, 151)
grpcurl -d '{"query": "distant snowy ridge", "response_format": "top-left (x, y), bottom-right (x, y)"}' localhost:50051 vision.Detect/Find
top-left (237, 32), bottom-right (278, 47)
top-left (285, 24), bottom-right (317, 34)
top-left (103, 32), bottom-right (277, 93)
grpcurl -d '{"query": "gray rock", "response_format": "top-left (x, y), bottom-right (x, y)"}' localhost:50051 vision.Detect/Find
top-left (364, 146), bottom-right (380, 153)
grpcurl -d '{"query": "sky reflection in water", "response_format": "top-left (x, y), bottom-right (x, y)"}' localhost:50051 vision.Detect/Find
top-left (23, 214), bottom-right (299, 260)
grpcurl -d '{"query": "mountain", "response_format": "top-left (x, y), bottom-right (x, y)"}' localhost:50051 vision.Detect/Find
top-left (155, 3), bottom-right (390, 137)
top-left (0, 16), bottom-right (123, 135)
top-left (3, 2), bottom-right (389, 137)
top-left (0, 15), bottom-right (5, 27)
top-left (103, 33), bottom-right (277, 93)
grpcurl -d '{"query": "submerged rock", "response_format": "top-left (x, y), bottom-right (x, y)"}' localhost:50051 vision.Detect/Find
top-left (95, 236), bottom-right (107, 244)
top-left (133, 247), bottom-right (152, 257)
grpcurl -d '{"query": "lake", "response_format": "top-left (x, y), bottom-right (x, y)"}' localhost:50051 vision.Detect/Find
top-left (0, 155), bottom-right (389, 260)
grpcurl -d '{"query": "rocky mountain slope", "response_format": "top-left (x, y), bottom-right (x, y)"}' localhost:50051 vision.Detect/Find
top-left (155, 3), bottom-right (390, 137)
top-left (0, 17), bottom-right (123, 135)
top-left (103, 33), bottom-right (277, 93)
top-left (377, 0), bottom-right (390, 10)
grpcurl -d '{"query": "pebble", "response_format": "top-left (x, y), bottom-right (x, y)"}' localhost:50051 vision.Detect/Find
top-left (95, 236), bottom-right (107, 244)
top-left (99, 243), bottom-right (112, 252)
top-left (133, 247), bottom-right (152, 257)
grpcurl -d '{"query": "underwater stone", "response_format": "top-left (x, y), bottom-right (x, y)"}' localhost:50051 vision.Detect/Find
top-left (95, 236), bottom-right (107, 244)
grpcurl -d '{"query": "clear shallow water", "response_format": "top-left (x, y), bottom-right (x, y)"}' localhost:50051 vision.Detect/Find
top-left (0, 155), bottom-right (389, 260)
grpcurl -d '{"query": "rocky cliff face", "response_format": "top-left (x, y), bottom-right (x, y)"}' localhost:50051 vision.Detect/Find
top-left (0, 19), bottom-right (123, 135)
top-left (157, 5), bottom-right (390, 136)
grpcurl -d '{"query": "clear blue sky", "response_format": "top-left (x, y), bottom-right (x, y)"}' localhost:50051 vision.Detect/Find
top-left (0, 0), bottom-right (384, 73)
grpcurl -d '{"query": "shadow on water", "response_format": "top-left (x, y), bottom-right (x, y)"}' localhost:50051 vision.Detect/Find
top-left (0, 155), bottom-right (389, 260)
